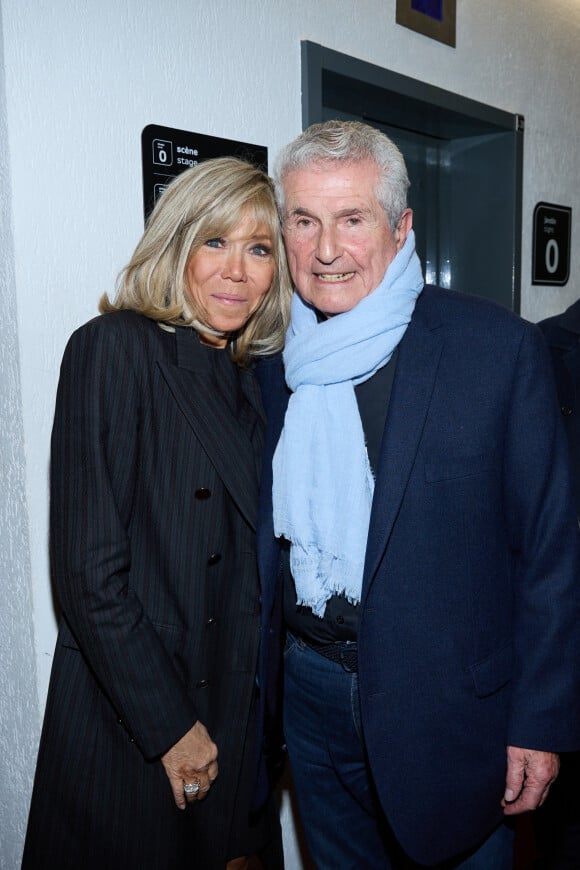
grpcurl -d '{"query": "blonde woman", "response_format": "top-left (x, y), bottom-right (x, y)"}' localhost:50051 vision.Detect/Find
top-left (23, 158), bottom-right (292, 870)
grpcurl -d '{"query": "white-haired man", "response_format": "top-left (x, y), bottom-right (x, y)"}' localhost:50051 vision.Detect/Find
top-left (255, 120), bottom-right (580, 869)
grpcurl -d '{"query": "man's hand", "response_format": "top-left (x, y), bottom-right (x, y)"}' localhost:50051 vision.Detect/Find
top-left (161, 720), bottom-right (219, 809)
top-left (502, 745), bottom-right (559, 815)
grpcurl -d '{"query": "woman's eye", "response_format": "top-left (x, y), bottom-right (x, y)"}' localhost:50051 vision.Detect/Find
top-left (251, 244), bottom-right (272, 257)
top-left (205, 238), bottom-right (224, 248)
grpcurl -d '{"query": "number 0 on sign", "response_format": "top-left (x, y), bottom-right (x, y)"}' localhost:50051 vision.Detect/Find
top-left (532, 202), bottom-right (572, 286)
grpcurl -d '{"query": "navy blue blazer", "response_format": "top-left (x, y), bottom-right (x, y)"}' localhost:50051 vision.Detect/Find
top-left (256, 285), bottom-right (580, 866)
top-left (538, 299), bottom-right (580, 515)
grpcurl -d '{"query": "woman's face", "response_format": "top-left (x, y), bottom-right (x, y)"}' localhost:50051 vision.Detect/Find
top-left (185, 212), bottom-right (276, 347)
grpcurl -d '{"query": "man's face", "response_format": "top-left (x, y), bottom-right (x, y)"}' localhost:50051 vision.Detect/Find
top-left (282, 159), bottom-right (412, 316)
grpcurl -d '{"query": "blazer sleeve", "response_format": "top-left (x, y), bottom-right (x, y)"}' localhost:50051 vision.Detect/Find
top-left (50, 318), bottom-right (198, 759)
top-left (503, 322), bottom-right (580, 751)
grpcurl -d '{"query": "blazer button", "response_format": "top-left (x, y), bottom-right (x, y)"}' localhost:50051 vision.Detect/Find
top-left (206, 617), bottom-right (217, 627)
top-left (196, 679), bottom-right (209, 689)
top-left (195, 488), bottom-right (211, 499)
top-left (207, 552), bottom-right (222, 566)
top-left (561, 404), bottom-right (573, 416)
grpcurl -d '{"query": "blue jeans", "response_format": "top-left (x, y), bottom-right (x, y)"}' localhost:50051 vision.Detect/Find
top-left (283, 633), bottom-right (514, 869)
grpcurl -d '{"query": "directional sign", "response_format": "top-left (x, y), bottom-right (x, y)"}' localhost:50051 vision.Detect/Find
top-left (532, 202), bottom-right (571, 286)
top-left (141, 124), bottom-right (268, 222)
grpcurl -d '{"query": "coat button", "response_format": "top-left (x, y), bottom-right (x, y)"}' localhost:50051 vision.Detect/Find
top-left (196, 679), bottom-right (209, 688)
top-left (195, 488), bottom-right (211, 499)
top-left (206, 617), bottom-right (217, 627)
top-left (207, 552), bottom-right (222, 566)
top-left (336, 615), bottom-right (345, 624)
top-left (561, 405), bottom-right (573, 416)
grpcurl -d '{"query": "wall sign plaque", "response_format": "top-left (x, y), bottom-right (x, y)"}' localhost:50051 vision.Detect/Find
top-left (141, 124), bottom-right (267, 221)
top-left (532, 202), bottom-right (571, 286)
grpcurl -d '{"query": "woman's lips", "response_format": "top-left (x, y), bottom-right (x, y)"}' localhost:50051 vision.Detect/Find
top-left (212, 294), bottom-right (246, 305)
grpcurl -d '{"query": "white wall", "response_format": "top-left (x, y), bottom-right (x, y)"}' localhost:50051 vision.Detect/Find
top-left (0, 5), bottom-right (38, 868)
top-left (2, 0), bottom-right (580, 866)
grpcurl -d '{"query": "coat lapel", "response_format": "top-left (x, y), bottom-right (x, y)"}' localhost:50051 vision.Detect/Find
top-left (157, 327), bottom-right (260, 530)
top-left (362, 298), bottom-right (443, 601)
top-left (557, 299), bottom-right (580, 339)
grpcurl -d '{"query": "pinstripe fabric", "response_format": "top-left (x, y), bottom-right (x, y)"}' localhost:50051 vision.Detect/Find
top-left (23, 310), bottom-right (269, 870)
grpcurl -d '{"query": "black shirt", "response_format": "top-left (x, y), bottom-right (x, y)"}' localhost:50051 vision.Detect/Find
top-left (283, 347), bottom-right (398, 643)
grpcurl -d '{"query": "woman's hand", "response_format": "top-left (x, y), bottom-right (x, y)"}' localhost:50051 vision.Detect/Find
top-left (161, 721), bottom-right (219, 809)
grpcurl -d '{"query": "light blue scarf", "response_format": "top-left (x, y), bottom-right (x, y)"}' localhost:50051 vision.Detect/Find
top-left (272, 231), bottom-right (424, 616)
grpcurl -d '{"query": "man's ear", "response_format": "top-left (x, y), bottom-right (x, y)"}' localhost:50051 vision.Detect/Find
top-left (395, 209), bottom-right (413, 250)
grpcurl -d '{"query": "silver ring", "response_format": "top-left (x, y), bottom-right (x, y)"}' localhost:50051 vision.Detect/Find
top-left (184, 779), bottom-right (200, 796)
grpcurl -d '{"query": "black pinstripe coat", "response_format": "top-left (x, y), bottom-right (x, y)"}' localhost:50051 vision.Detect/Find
top-left (23, 310), bottom-right (268, 870)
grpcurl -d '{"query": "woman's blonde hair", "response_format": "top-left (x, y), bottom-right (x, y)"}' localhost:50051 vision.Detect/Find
top-left (100, 157), bottom-right (292, 363)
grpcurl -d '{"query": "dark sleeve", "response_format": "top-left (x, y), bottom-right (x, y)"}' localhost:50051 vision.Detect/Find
top-left (504, 323), bottom-right (580, 751)
top-left (50, 318), bottom-right (197, 759)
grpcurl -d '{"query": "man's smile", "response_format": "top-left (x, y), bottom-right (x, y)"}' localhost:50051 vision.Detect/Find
top-left (315, 272), bottom-right (355, 282)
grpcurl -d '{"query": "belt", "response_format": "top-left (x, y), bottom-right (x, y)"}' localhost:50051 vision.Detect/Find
top-left (306, 638), bottom-right (358, 672)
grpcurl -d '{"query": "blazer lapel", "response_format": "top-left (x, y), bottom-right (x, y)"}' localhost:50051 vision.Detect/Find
top-left (158, 327), bottom-right (260, 530)
top-left (362, 299), bottom-right (443, 601)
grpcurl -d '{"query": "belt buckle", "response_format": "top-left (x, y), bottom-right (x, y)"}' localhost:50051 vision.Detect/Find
top-left (338, 641), bottom-right (357, 673)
